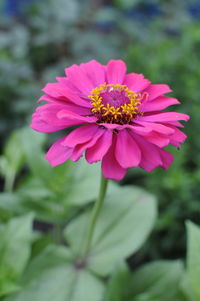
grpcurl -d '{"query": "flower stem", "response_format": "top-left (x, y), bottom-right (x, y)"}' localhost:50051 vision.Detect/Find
top-left (82, 173), bottom-right (108, 259)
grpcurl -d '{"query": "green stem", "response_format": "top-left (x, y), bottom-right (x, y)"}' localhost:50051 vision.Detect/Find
top-left (82, 173), bottom-right (108, 258)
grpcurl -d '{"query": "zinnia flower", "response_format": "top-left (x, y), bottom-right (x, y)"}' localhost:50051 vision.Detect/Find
top-left (31, 60), bottom-right (189, 180)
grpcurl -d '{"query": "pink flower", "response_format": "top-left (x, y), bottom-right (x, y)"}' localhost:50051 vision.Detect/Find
top-left (31, 60), bottom-right (189, 181)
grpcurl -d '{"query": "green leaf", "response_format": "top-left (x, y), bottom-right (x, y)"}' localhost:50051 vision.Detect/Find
top-left (0, 193), bottom-right (24, 214)
top-left (64, 184), bottom-right (157, 276)
top-left (0, 214), bottom-right (34, 297)
top-left (104, 262), bottom-right (132, 301)
top-left (179, 275), bottom-right (197, 301)
top-left (65, 159), bottom-right (101, 205)
top-left (186, 221), bottom-right (200, 300)
top-left (104, 261), bottom-right (188, 301)
top-left (131, 261), bottom-right (184, 301)
top-left (5, 246), bottom-right (105, 301)
top-left (16, 177), bottom-right (74, 223)
top-left (19, 128), bottom-right (53, 185)
top-left (4, 131), bottom-right (25, 174)
top-left (20, 128), bottom-right (100, 206)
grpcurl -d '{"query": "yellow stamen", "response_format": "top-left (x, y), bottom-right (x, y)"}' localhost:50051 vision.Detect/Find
top-left (88, 84), bottom-right (148, 123)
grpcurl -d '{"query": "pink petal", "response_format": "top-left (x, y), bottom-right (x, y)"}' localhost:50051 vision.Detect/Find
top-left (115, 130), bottom-right (141, 168)
top-left (45, 137), bottom-right (73, 167)
top-left (31, 104), bottom-right (74, 133)
top-left (102, 139), bottom-right (127, 181)
top-left (141, 96), bottom-right (180, 112)
top-left (79, 60), bottom-right (105, 87)
top-left (61, 124), bottom-right (99, 147)
top-left (99, 123), bottom-right (152, 134)
top-left (134, 120), bottom-right (175, 135)
top-left (30, 117), bottom-right (65, 133)
top-left (138, 112), bottom-right (190, 122)
top-left (65, 64), bottom-right (96, 95)
top-left (38, 95), bottom-right (91, 115)
top-left (38, 93), bottom-right (91, 115)
top-left (132, 134), bottom-right (163, 172)
top-left (168, 126), bottom-right (187, 148)
top-left (166, 121), bottom-right (184, 128)
top-left (56, 77), bottom-right (80, 94)
top-left (57, 109), bottom-right (97, 124)
top-left (71, 129), bottom-right (104, 161)
top-left (145, 132), bottom-right (170, 147)
top-left (43, 83), bottom-right (91, 107)
top-left (158, 148), bottom-right (174, 169)
top-left (106, 60), bottom-right (126, 84)
top-left (123, 73), bottom-right (150, 92)
top-left (31, 104), bottom-right (96, 133)
top-left (38, 94), bottom-right (66, 104)
top-left (86, 129), bottom-right (113, 163)
top-left (144, 84), bottom-right (172, 101)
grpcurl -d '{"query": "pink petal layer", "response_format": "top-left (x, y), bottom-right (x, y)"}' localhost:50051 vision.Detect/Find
top-left (71, 129), bottom-right (104, 161)
top-left (43, 83), bottom-right (91, 107)
top-left (106, 60), bottom-right (126, 84)
top-left (56, 77), bottom-right (80, 94)
top-left (30, 117), bottom-right (65, 133)
top-left (61, 124), bottom-right (99, 147)
top-left (80, 60), bottom-right (105, 87)
top-left (45, 137), bottom-right (73, 167)
top-left (57, 109), bottom-right (97, 124)
top-left (31, 104), bottom-right (96, 133)
top-left (132, 134), bottom-right (163, 172)
top-left (31, 104), bottom-right (72, 133)
top-left (139, 112), bottom-right (190, 122)
top-left (141, 96), bottom-right (180, 112)
top-left (102, 136), bottom-right (127, 180)
top-left (38, 94), bottom-right (90, 115)
top-left (144, 132), bottom-right (170, 147)
top-left (86, 129), bottom-right (113, 163)
top-left (115, 130), bottom-right (141, 168)
top-left (123, 73), bottom-right (150, 92)
top-left (134, 120), bottom-right (175, 135)
top-left (144, 84), bottom-right (172, 101)
top-left (158, 148), bottom-right (174, 169)
top-left (99, 123), bottom-right (152, 134)
top-left (65, 64), bottom-right (95, 95)
top-left (168, 126), bottom-right (187, 148)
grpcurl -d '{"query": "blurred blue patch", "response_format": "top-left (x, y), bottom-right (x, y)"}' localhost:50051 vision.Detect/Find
top-left (123, 2), bottom-right (161, 21)
top-left (94, 6), bottom-right (117, 32)
top-left (4, 0), bottom-right (39, 16)
top-left (188, 0), bottom-right (200, 18)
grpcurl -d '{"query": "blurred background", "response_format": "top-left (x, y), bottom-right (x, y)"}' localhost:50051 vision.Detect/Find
top-left (0, 0), bottom-right (199, 266)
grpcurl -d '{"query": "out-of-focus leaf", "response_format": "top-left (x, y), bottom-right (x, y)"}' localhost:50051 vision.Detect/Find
top-left (0, 193), bottom-right (24, 215)
top-left (65, 184), bottom-right (157, 276)
top-left (5, 245), bottom-right (105, 301)
top-left (130, 261), bottom-right (184, 301)
top-left (16, 177), bottom-right (74, 223)
top-left (20, 128), bottom-right (52, 184)
top-left (4, 131), bottom-right (25, 174)
top-left (103, 262), bottom-right (132, 301)
top-left (65, 159), bottom-right (101, 205)
top-left (186, 221), bottom-right (200, 300)
top-left (0, 214), bottom-right (34, 297)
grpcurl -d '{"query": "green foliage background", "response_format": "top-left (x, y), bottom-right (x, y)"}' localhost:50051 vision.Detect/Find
top-left (0, 0), bottom-right (199, 300)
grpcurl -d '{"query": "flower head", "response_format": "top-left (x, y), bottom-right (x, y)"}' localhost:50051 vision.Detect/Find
top-left (31, 60), bottom-right (189, 181)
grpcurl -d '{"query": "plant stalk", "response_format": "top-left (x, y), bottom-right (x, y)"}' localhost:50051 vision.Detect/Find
top-left (82, 173), bottom-right (108, 259)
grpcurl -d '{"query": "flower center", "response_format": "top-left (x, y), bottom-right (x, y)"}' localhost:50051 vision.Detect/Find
top-left (89, 84), bottom-right (147, 124)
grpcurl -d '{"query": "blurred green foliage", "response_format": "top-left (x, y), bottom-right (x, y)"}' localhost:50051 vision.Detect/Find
top-left (0, 0), bottom-right (200, 298)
